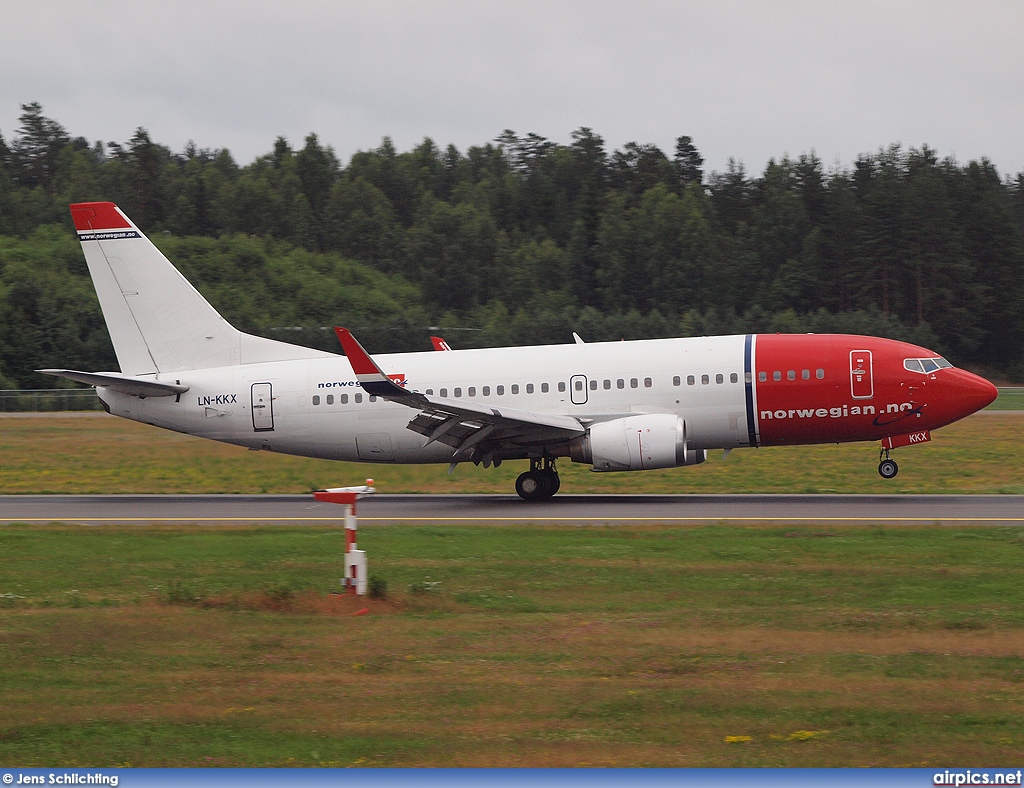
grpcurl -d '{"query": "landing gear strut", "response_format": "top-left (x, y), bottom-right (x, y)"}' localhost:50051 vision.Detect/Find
top-left (515, 457), bottom-right (560, 501)
top-left (878, 446), bottom-right (899, 479)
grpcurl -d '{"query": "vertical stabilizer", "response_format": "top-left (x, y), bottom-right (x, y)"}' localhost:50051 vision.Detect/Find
top-left (70, 202), bottom-right (333, 374)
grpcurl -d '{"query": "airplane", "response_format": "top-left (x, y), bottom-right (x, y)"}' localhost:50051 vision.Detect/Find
top-left (41, 201), bottom-right (998, 501)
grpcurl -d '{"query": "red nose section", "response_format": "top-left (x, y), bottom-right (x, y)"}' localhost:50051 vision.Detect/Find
top-left (919, 367), bottom-right (997, 431)
top-left (948, 369), bottom-right (998, 416)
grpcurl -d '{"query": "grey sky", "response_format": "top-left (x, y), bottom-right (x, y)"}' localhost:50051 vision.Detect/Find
top-left (2, 0), bottom-right (1022, 178)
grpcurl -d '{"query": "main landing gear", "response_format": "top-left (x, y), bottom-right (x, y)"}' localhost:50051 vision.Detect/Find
top-left (878, 446), bottom-right (899, 479)
top-left (515, 457), bottom-right (560, 501)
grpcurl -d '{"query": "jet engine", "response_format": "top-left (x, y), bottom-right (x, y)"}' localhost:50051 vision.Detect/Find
top-left (569, 413), bottom-right (707, 472)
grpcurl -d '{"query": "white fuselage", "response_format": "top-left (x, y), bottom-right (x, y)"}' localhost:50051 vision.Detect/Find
top-left (99, 335), bottom-right (750, 464)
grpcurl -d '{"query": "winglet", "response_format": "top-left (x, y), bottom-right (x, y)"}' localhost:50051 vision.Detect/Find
top-left (334, 327), bottom-right (409, 397)
top-left (430, 336), bottom-right (453, 351)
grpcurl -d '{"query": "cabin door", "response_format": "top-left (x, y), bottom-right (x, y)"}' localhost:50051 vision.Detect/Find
top-left (850, 350), bottom-right (874, 399)
top-left (251, 382), bottom-right (275, 431)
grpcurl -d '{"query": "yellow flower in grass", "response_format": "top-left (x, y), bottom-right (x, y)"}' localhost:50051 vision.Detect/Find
top-left (724, 735), bottom-right (752, 744)
top-left (787, 730), bottom-right (828, 741)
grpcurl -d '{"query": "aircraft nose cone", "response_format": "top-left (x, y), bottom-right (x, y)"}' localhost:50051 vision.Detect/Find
top-left (950, 369), bottom-right (998, 416)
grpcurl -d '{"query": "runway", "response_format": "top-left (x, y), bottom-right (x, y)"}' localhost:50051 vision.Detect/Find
top-left (1, 493), bottom-right (1022, 524)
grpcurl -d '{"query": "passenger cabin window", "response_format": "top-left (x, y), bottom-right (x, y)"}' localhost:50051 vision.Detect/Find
top-left (342, 393), bottom-right (349, 404)
top-left (630, 378), bottom-right (638, 388)
top-left (687, 375), bottom-right (695, 385)
top-left (511, 384), bottom-right (519, 394)
top-left (816, 369), bottom-right (825, 379)
top-left (526, 383), bottom-right (534, 394)
top-left (673, 376), bottom-right (681, 386)
top-left (355, 393), bottom-right (363, 403)
top-left (759, 372), bottom-right (767, 382)
top-left (644, 377), bottom-right (652, 388)
top-left (787, 370), bottom-right (796, 381)
top-left (559, 382), bottom-right (567, 392)
top-left (590, 380), bottom-right (598, 390)
top-left (482, 386), bottom-right (490, 396)
top-left (730, 373), bottom-right (739, 383)
top-left (454, 387), bottom-right (462, 397)
top-left (426, 389), bottom-right (433, 395)
top-left (574, 380), bottom-right (584, 391)
top-left (327, 394), bottom-right (334, 405)
top-left (468, 387), bottom-right (476, 397)
top-left (497, 385), bottom-right (504, 395)
top-left (773, 371), bottom-right (781, 381)
top-left (440, 388), bottom-right (448, 397)
top-left (604, 379), bottom-right (611, 389)
top-left (616, 379), bottom-right (625, 389)
top-left (313, 395), bottom-right (320, 405)
top-left (701, 374), bottom-right (709, 385)
top-left (541, 383), bottom-right (549, 393)
top-left (802, 369), bottom-right (810, 380)
top-left (369, 395), bottom-right (377, 402)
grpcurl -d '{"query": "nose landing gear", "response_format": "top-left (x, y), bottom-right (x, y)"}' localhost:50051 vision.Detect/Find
top-left (878, 446), bottom-right (899, 479)
top-left (515, 457), bottom-right (560, 501)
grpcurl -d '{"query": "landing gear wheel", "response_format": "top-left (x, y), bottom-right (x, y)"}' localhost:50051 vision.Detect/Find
top-left (516, 458), bottom-right (560, 501)
top-left (878, 459), bottom-right (899, 479)
top-left (541, 469), bottom-right (560, 496)
top-left (516, 471), bottom-right (548, 501)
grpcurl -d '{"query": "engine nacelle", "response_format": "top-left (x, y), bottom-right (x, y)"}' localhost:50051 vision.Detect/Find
top-left (569, 413), bottom-right (707, 472)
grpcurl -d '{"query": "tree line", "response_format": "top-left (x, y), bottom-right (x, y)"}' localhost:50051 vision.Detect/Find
top-left (2, 102), bottom-right (1023, 389)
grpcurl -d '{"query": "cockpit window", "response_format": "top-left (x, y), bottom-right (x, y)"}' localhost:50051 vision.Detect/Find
top-left (904, 357), bottom-right (953, 374)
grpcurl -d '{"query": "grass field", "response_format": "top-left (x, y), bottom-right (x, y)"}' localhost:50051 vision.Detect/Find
top-left (3, 405), bottom-right (1023, 767)
top-left (2, 522), bottom-right (1024, 766)
top-left (1, 411), bottom-right (1021, 495)
top-left (989, 387), bottom-right (1024, 410)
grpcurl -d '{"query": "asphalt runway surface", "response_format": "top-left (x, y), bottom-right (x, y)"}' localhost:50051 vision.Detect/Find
top-left (1, 493), bottom-right (1022, 524)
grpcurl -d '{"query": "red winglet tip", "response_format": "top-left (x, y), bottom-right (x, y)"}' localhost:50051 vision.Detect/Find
top-left (69, 202), bottom-right (131, 231)
top-left (334, 327), bottom-right (380, 375)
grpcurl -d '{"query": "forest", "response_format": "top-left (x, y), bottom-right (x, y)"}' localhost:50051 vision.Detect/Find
top-left (1, 102), bottom-right (1023, 389)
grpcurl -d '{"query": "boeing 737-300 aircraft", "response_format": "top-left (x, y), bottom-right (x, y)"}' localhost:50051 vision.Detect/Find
top-left (42, 202), bottom-right (998, 500)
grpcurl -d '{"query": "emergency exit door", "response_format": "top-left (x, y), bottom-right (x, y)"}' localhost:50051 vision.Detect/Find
top-left (251, 382), bottom-right (274, 431)
top-left (570, 375), bottom-right (588, 405)
top-left (850, 350), bottom-right (874, 399)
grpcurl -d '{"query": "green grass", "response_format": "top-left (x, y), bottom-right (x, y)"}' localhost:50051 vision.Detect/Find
top-left (989, 387), bottom-right (1024, 410)
top-left (3, 522), bottom-right (1024, 766)
top-left (2, 411), bottom-right (1023, 494)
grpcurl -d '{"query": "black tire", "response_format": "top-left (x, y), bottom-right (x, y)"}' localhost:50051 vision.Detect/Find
top-left (878, 459), bottom-right (899, 479)
top-left (543, 470), bottom-right (561, 497)
top-left (515, 471), bottom-right (546, 501)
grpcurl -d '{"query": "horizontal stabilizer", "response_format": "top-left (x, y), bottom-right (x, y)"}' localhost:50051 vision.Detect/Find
top-left (37, 369), bottom-right (189, 398)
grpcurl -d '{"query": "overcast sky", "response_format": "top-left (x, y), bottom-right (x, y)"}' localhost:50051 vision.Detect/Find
top-left (2, 0), bottom-right (1022, 178)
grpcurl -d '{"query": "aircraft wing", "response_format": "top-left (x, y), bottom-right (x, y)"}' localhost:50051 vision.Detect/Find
top-left (335, 328), bottom-right (584, 462)
top-left (37, 369), bottom-right (189, 398)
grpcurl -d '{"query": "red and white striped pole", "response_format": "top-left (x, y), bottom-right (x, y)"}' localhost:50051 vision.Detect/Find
top-left (313, 480), bottom-right (375, 595)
